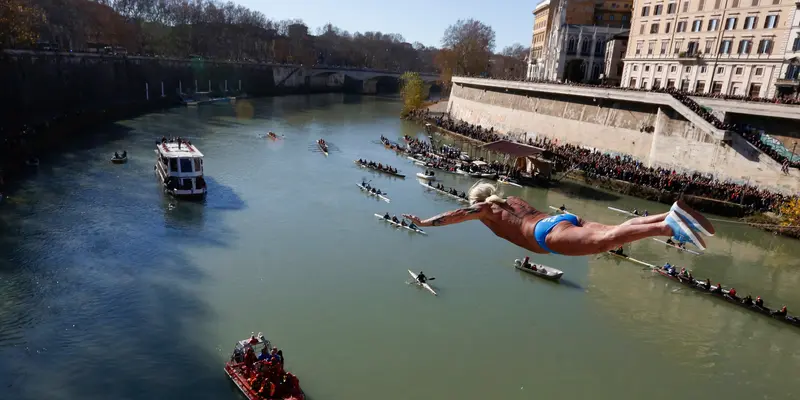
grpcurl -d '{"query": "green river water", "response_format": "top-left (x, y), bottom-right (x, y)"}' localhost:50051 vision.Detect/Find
top-left (1, 94), bottom-right (799, 400)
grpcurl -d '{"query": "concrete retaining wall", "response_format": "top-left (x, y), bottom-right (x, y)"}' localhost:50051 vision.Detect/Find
top-left (448, 82), bottom-right (800, 192)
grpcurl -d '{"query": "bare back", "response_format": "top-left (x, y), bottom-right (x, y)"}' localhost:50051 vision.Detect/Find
top-left (479, 196), bottom-right (550, 253)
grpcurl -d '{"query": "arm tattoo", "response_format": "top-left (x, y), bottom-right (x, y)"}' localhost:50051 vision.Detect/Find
top-left (427, 206), bottom-right (482, 226)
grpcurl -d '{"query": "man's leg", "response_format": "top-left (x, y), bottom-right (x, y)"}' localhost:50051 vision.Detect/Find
top-left (619, 212), bottom-right (669, 226)
top-left (545, 221), bottom-right (673, 256)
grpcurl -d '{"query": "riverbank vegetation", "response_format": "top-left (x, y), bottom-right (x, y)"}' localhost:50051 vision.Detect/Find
top-left (399, 72), bottom-right (428, 117)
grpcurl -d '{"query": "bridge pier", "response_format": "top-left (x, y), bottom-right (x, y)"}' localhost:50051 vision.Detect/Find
top-left (361, 79), bottom-right (378, 94)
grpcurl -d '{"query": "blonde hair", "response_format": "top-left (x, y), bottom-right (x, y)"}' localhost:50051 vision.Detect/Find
top-left (468, 180), bottom-right (505, 205)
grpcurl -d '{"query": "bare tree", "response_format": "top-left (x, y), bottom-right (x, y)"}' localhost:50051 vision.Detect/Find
top-left (438, 19), bottom-right (496, 77)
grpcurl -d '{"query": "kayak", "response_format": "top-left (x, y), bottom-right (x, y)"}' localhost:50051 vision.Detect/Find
top-left (418, 181), bottom-right (469, 203)
top-left (605, 251), bottom-right (657, 268)
top-left (548, 205), bottom-right (576, 215)
top-left (416, 172), bottom-right (436, 180)
top-left (357, 184), bottom-right (391, 203)
top-left (373, 214), bottom-right (427, 235)
top-left (652, 238), bottom-right (703, 255)
top-left (607, 206), bottom-right (637, 216)
top-left (652, 268), bottom-right (800, 328)
top-left (408, 270), bottom-right (437, 296)
top-left (497, 177), bottom-right (523, 188)
top-left (513, 260), bottom-right (563, 281)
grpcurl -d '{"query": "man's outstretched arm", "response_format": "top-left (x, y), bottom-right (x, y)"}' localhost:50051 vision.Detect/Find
top-left (404, 204), bottom-right (486, 227)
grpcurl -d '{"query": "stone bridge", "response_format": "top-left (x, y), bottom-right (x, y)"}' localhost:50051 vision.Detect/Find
top-left (305, 67), bottom-right (440, 93)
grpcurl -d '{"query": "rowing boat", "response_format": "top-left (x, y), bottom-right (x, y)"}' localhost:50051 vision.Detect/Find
top-left (373, 214), bottom-right (427, 235)
top-left (548, 206), bottom-right (576, 216)
top-left (418, 181), bottom-right (469, 203)
top-left (607, 206), bottom-right (637, 216)
top-left (408, 270), bottom-right (437, 296)
top-left (605, 251), bottom-right (657, 268)
top-left (354, 161), bottom-right (405, 178)
top-left (497, 177), bottom-right (523, 188)
top-left (652, 238), bottom-right (703, 255)
top-left (416, 172), bottom-right (436, 180)
top-left (652, 268), bottom-right (800, 328)
top-left (513, 260), bottom-right (563, 281)
top-left (317, 140), bottom-right (328, 156)
top-left (357, 184), bottom-right (391, 203)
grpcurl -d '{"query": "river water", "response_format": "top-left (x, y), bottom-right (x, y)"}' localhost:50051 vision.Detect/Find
top-left (1, 94), bottom-right (799, 400)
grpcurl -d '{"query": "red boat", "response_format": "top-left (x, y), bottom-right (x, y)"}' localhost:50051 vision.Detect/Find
top-left (224, 333), bottom-right (305, 400)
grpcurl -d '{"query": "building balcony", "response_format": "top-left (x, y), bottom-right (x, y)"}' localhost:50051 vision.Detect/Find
top-left (775, 78), bottom-right (800, 87)
top-left (676, 51), bottom-right (704, 63)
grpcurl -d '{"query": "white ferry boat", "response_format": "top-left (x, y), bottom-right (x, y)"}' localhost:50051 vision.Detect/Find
top-left (154, 140), bottom-right (207, 199)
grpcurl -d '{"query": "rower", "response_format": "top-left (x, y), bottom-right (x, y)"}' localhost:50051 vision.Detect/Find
top-left (383, 212), bottom-right (390, 220)
top-left (712, 283), bottom-right (723, 294)
top-left (643, 210), bottom-right (649, 217)
top-left (522, 256), bottom-right (531, 268)
top-left (663, 262), bottom-right (672, 271)
top-left (559, 204), bottom-right (567, 211)
top-left (121, 151), bottom-right (127, 158)
top-left (401, 220), bottom-right (407, 227)
top-left (408, 222), bottom-right (419, 230)
top-left (613, 246), bottom-right (624, 255)
top-left (114, 151), bottom-right (120, 159)
top-left (742, 295), bottom-right (754, 306)
top-left (417, 271), bottom-right (427, 284)
top-left (772, 306), bottom-right (788, 317)
top-left (755, 296), bottom-right (764, 307)
top-left (702, 278), bottom-right (711, 290)
top-left (632, 208), bottom-right (639, 216)
top-left (392, 215), bottom-right (400, 223)
top-left (666, 238), bottom-right (676, 245)
top-left (727, 287), bottom-right (738, 299)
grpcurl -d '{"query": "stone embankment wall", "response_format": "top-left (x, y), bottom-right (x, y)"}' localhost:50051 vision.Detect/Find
top-left (447, 82), bottom-right (800, 192)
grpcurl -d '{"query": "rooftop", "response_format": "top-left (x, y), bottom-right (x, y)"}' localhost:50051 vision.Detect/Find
top-left (533, 0), bottom-right (550, 13)
top-left (157, 142), bottom-right (204, 158)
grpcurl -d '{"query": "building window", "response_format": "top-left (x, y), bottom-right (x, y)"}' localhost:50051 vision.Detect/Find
top-left (714, 0), bottom-right (722, 8)
top-left (636, 41), bottom-right (643, 55)
top-left (665, 22), bottom-right (671, 33)
top-left (568, 37), bottom-right (577, 53)
top-left (654, 79), bottom-right (662, 89)
top-left (732, 0), bottom-right (739, 6)
top-left (661, 41), bottom-right (669, 54)
top-left (692, 20), bottom-right (703, 32)
top-left (641, 80), bottom-right (648, 89)
top-left (667, 3), bottom-right (676, 13)
top-left (630, 78), bottom-right (638, 87)
top-left (640, 24), bottom-right (645, 35)
top-left (748, 83), bottom-right (761, 97)
top-left (667, 79), bottom-right (676, 88)
top-left (645, 65), bottom-right (651, 72)
top-left (744, 16), bottom-right (757, 30)
top-left (757, 39), bottom-right (773, 54)
top-left (717, 67), bottom-right (724, 74)
top-left (764, 15), bottom-right (779, 29)
top-left (735, 66), bottom-right (743, 74)
top-left (597, 14), bottom-right (603, 21)
top-left (705, 39), bottom-right (715, 54)
top-left (611, 15), bottom-right (617, 20)
top-left (772, 0), bottom-right (779, 4)
top-left (793, 37), bottom-right (800, 51)
top-left (670, 66), bottom-right (677, 72)
top-left (700, 66), bottom-right (708, 73)
top-left (707, 19), bottom-right (719, 31)
top-left (755, 67), bottom-right (763, 76)
top-left (737, 39), bottom-right (752, 54)
top-left (682, 1), bottom-right (689, 12)
top-left (621, 15), bottom-right (627, 21)
top-left (581, 40), bottom-right (590, 55)
top-left (650, 23), bottom-right (660, 33)
top-left (674, 40), bottom-right (683, 54)
top-left (677, 21), bottom-right (687, 32)
top-left (657, 65), bottom-right (663, 72)
top-left (751, 0), bottom-right (758, 5)
top-left (725, 17), bottom-right (737, 30)
top-left (687, 41), bottom-right (700, 55)
top-left (695, 81), bottom-right (706, 93)
top-left (685, 66), bottom-right (691, 73)
top-left (633, 65), bottom-right (639, 71)
top-left (698, 0), bottom-right (705, 10)
top-left (711, 81), bottom-right (723, 94)
top-left (641, 6), bottom-right (650, 16)
top-left (648, 42), bottom-right (654, 54)
top-left (719, 39), bottom-right (732, 54)
top-left (654, 4), bottom-right (663, 14)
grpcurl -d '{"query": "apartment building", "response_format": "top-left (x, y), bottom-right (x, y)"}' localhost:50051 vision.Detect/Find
top-left (604, 31), bottom-right (630, 85)
top-left (621, 0), bottom-right (798, 98)
top-left (775, 5), bottom-right (800, 98)
top-left (527, 0), bottom-right (633, 82)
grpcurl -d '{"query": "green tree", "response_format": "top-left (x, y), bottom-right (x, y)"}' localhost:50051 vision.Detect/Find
top-left (400, 71), bottom-right (427, 116)
top-left (0, 0), bottom-right (46, 49)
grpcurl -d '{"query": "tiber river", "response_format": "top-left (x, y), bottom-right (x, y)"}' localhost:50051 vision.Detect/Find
top-left (1, 94), bottom-right (799, 400)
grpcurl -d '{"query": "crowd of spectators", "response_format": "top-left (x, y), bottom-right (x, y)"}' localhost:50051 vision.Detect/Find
top-left (416, 110), bottom-right (791, 213)
top-left (455, 74), bottom-right (800, 168)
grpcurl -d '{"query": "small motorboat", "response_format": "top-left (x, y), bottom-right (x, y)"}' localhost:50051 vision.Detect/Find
top-left (416, 171), bottom-right (436, 181)
top-left (513, 259), bottom-right (564, 281)
top-left (111, 153), bottom-right (128, 164)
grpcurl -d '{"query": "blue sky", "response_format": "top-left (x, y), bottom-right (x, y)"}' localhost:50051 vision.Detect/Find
top-left (236, 0), bottom-right (538, 50)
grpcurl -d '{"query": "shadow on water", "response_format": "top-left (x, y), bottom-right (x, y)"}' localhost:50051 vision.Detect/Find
top-left (0, 124), bottom-right (249, 399)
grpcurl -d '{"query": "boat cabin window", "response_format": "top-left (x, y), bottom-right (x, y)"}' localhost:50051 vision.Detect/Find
top-left (194, 158), bottom-right (203, 172)
top-left (169, 158), bottom-right (178, 172)
top-left (179, 158), bottom-right (193, 173)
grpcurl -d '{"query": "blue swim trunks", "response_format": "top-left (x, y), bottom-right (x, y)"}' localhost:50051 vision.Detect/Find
top-left (534, 213), bottom-right (581, 254)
